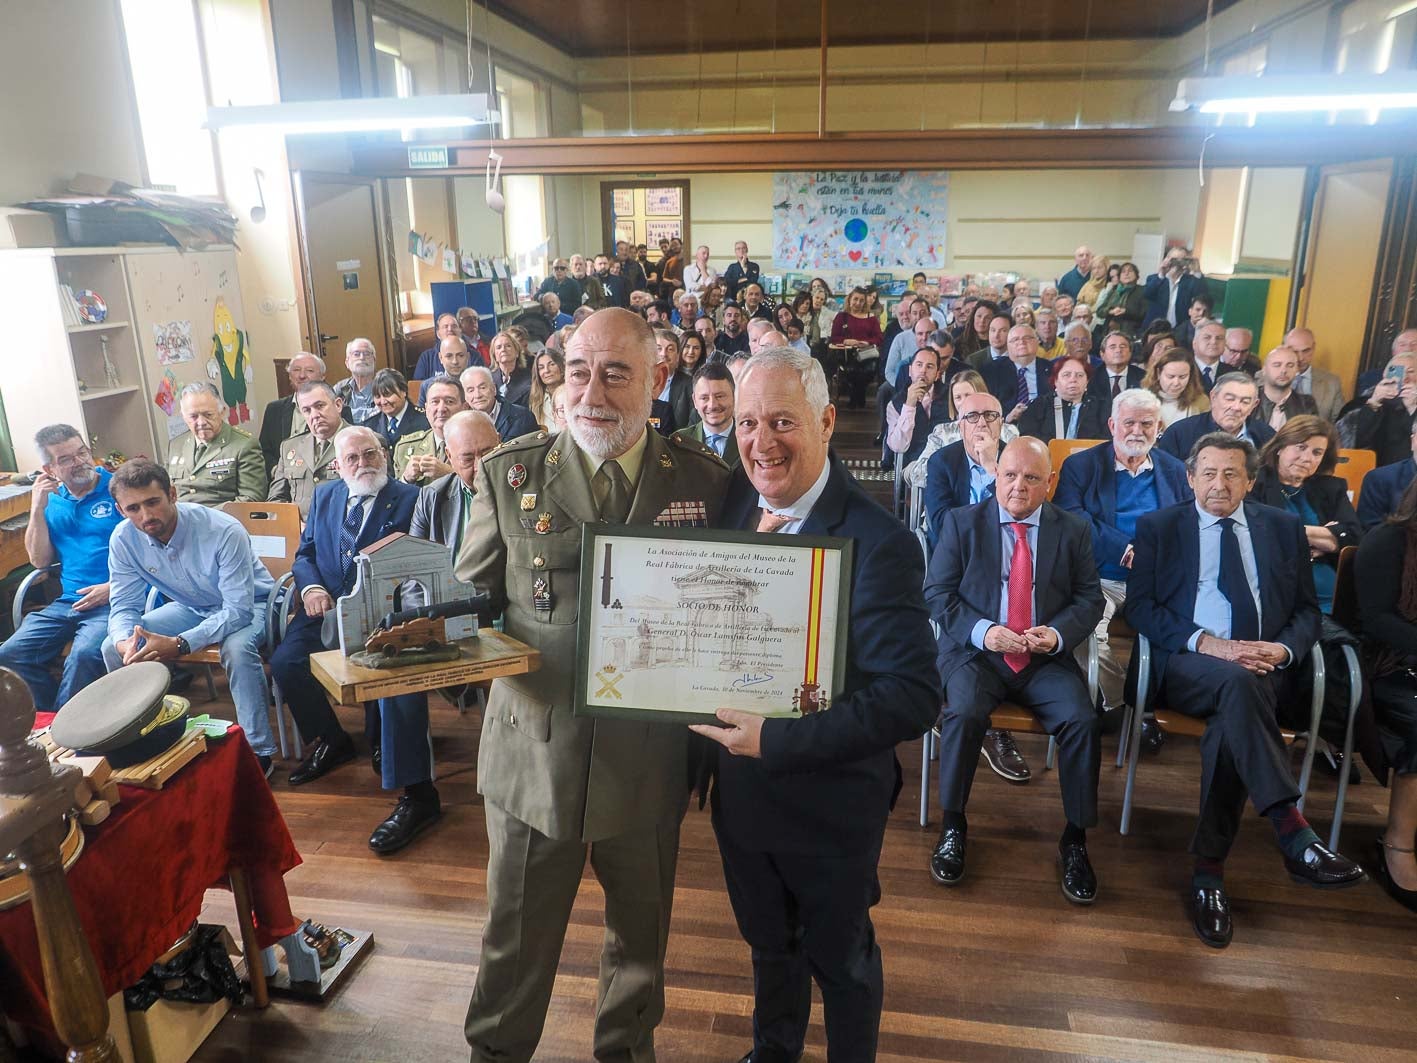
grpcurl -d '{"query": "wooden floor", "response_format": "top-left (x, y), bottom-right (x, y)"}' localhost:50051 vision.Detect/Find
top-left (182, 406), bottom-right (1417, 1063)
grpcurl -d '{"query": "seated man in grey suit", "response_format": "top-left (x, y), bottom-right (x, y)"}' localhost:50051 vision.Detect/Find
top-left (409, 410), bottom-right (502, 561)
top-left (925, 437), bottom-right (1105, 904)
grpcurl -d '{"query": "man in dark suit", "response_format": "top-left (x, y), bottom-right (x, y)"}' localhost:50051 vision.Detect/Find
top-left (1086, 332), bottom-right (1145, 404)
top-left (982, 324), bottom-right (1051, 425)
top-left (268, 425), bottom-right (439, 854)
top-left (409, 410), bottom-right (501, 561)
top-left (258, 352), bottom-right (327, 474)
top-left (1124, 433), bottom-right (1365, 949)
top-left (1191, 321), bottom-right (1227, 394)
top-left (1157, 373), bottom-right (1275, 461)
top-left (691, 345), bottom-right (937, 1063)
top-left (460, 366), bottom-right (539, 442)
top-left (1338, 349), bottom-right (1417, 468)
top-left (1358, 421), bottom-right (1417, 528)
top-left (1054, 389), bottom-right (1192, 738)
top-left (653, 328), bottom-right (696, 430)
top-left (1141, 249), bottom-right (1205, 330)
top-left (925, 437), bottom-right (1106, 902)
top-left (671, 362), bottom-right (738, 466)
top-left (1018, 356), bottom-right (1109, 442)
top-left (361, 368), bottom-right (430, 451)
top-left (721, 240), bottom-right (760, 302)
top-left (924, 392), bottom-right (1005, 550)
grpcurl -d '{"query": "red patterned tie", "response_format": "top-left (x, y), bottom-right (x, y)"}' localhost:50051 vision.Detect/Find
top-left (1005, 522), bottom-right (1033, 673)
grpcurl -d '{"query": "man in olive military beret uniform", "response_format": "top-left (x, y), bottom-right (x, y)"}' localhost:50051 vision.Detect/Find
top-left (457, 308), bottom-right (730, 1063)
top-left (393, 373), bottom-right (466, 487)
top-left (167, 382), bottom-right (267, 506)
top-left (268, 381), bottom-right (346, 518)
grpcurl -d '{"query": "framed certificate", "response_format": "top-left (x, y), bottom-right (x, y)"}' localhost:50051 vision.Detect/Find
top-left (574, 526), bottom-right (853, 724)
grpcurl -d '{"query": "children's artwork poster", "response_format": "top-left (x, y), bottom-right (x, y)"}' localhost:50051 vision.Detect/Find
top-left (772, 171), bottom-right (949, 270)
top-left (419, 236), bottom-right (438, 266)
top-left (614, 219), bottom-right (636, 246)
top-left (153, 375), bottom-right (176, 415)
top-left (645, 219), bottom-right (680, 245)
top-left (612, 188), bottom-right (634, 215)
top-left (442, 247), bottom-right (458, 275)
top-left (167, 411), bottom-right (187, 441)
top-left (152, 319), bottom-right (194, 365)
top-left (644, 187), bottom-right (681, 216)
top-left (408, 231), bottom-right (423, 257)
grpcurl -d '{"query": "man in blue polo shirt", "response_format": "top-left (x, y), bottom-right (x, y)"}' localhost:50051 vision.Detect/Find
top-left (0, 424), bottom-right (123, 710)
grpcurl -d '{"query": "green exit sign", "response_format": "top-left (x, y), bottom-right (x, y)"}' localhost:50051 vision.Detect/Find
top-left (407, 146), bottom-right (449, 169)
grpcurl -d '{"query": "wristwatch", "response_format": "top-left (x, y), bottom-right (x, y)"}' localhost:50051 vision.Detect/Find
top-left (174, 636), bottom-right (191, 657)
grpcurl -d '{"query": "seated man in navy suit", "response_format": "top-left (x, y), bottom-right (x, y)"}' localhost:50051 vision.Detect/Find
top-left (1085, 331), bottom-right (1145, 404)
top-left (691, 345), bottom-right (937, 1063)
top-left (269, 426), bottom-right (440, 854)
top-left (925, 438), bottom-right (1105, 904)
top-left (981, 324), bottom-right (1051, 425)
top-left (1157, 372), bottom-right (1274, 461)
top-left (1358, 420), bottom-right (1417, 529)
top-left (460, 366), bottom-right (539, 442)
top-left (1124, 433), bottom-right (1365, 949)
top-left (1054, 388), bottom-right (1192, 745)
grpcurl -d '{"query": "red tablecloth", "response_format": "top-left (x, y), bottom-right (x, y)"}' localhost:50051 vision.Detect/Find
top-left (0, 727), bottom-right (302, 1029)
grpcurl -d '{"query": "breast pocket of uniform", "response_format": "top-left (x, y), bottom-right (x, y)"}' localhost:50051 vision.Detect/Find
top-left (506, 535), bottom-right (581, 626)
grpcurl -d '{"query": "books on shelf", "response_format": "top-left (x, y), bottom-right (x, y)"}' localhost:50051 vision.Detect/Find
top-left (57, 283), bottom-right (83, 327)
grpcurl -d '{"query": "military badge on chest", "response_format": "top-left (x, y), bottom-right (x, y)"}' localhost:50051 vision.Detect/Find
top-left (652, 500), bottom-right (708, 528)
top-left (532, 575), bottom-right (552, 614)
top-left (507, 463), bottom-right (527, 489)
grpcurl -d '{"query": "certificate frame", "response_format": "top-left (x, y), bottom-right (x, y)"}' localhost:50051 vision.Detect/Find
top-left (573, 525), bottom-right (853, 725)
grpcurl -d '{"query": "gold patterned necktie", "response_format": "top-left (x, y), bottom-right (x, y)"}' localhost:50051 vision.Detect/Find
top-left (757, 508), bottom-right (791, 533)
top-left (596, 460), bottom-right (632, 524)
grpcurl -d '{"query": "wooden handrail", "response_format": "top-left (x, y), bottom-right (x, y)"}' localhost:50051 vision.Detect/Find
top-left (0, 668), bottom-right (118, 1061)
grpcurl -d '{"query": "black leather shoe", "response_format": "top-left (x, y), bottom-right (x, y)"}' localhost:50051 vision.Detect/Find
top-left (1370, 843), bottom-right (1417, 915)
top-left (1190, 886), bottom-right (1233, 948)
top-left (981, 729), bottom-right (1030, 783)
top-left (257, 754), bottom-right (274, 781)
top-left (370, 743), bottom-right (382, 776)
top-left (1283, 841), bottom-right (1367, 889)
top-left (734, 1051), bottom-right (803, 1063)
top-left (288, 735), bottom-right (356, 786)
top-left (1140, 716), bottom-right (1166, 756)
top-left (1058, 842), bottom-right (1097, 905)
top-left (930, 826), bottom-right (966, 886)
top-left (368, 795), bottom-right (442, 855)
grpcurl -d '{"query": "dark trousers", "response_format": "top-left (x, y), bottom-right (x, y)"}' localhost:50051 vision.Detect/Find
top-left (270, 610), bottom-right (430, 787)
top-left (1159, 654), bottom-right (1301, 860)
top-left (938, 654), bottom-right (1101, 827)
top-left (715, 827), bottom-right (884, 1063)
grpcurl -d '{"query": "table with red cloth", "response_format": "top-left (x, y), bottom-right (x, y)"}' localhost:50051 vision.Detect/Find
top-left (0, 723), bottom-right (302, 1032)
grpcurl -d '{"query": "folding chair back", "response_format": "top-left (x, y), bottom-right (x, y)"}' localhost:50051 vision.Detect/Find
top-left (222, 502), bottom-right (302, 580)
top-left (1047, 438), bottom-right (1104, 499)
top-left (1335, 449), bottom-right (1376, 507)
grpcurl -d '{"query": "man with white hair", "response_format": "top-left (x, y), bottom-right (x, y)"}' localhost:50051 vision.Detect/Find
top-left (1054, 389), bottom-right (1193, 743)
top-left (259, 351), bottom-right (328, 474)
top-left (460, 365), bottom-right (539, 442)
top-left (540, 292), bottom-right (572, 330)
top-left (690, 344), bottom-right (937, 1063)
top-left (168, 382), bottom-right (266, 506)
top-left (682, 243), bottom-right (717, 299)
top-left (457, 308), bottom-right (731, 1062)
top-left (747, 318), bottom-right (785, 355)
top-left (335, 337), bottom-right (379, 423)
top-left (675, 290), bottom-right (700, 330)
top-left (268, 425), bottom-right (435, 851)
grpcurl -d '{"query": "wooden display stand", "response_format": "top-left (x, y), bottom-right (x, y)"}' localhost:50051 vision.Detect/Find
top-left (310, 629), bottom-right (539, 703)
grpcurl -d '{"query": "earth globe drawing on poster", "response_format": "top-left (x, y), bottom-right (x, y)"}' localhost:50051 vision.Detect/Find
top-left (843, 218), bottom-right (868, 242)
top-left (772, 171), bottom-right (949, 270)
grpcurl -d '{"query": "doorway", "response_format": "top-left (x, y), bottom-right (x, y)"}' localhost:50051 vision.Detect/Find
top-left (293, 173), bottom-right (393, 368)
top-left (599, 180), bottom-right (690, 255)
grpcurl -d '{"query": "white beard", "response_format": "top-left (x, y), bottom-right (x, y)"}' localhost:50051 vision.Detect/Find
top-left (345, 467), bottom-right (389, 499)
top-left (570, 396), bottom-right (651, 459)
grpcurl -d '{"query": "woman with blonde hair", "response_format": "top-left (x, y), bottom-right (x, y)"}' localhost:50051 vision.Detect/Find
top-left (1143, 346), bottom-right (1209, 429)
top-left (489, 329), bottom-right (532, 407)
top-left (1076, 256), bottom-right (1111, 310)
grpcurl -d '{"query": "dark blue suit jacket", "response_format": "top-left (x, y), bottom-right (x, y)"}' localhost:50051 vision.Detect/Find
top-left (925, 499), bottom-right (1103, 681)
top-left (1358, 457), bottom-right (1416, 529)
top-left (1156, 412), bottom-right (1274, 462)
top-left (709, 456), bottom-right (939, 854)
top-left (1123, 500), bottom-right (1320, 696)
top-left (982, 355), bottom-right (1052, 412)
top-left (492, 365), bottom-right (533, 408)
top-left (361, 406), bottom-right (430, 448)
top-left (1141, 272), bottom-right (1205, 329)
top-left (1053, 441), bottom-right (1192, 571)
top-left (293, 478), bottom-right (419, 600)
top-left (1085, 363), bottom-right (1145, 403)
top-left (494, 401), bottom-right (539, 442)
top-left (923, 439), bottom-right (1005, 552)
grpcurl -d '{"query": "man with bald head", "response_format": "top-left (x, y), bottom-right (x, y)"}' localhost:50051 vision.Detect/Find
top-left (457, 308), bottom-right (732, 1063)
top-left (259, 351), bottom-right (328, 474)
top-left (1253, 345), bottom-right (1317, 429)
top-left (1284, 327), bottom-right (1345, 422)
top-left (926, 436), bottom-right (1105, 902)
top-left (1058, 245), bottom-right (1094, 300)
top-left (409, 409), bottom-right (502, 557)
top-left (1222, 326), bottom-right (1261, 375)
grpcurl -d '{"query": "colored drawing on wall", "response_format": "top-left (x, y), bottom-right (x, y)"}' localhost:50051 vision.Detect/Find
top-left (614, 219), bottom-right (636, 246)
top-left (442, 247), bottom-right (458, 274)
top-left (644, 187), bottom-right (681, 216)
top-left (408, 231), bottom-right (423, 256)
top-left (771, 171), bottom-right (949, 270)
top-left (153, 376), bottom-right (176, 415)
top-left (167, 412), bottom-right (187, 441)
top-left (208, 297), bottom-right (252, 424)
top-left (613, 188), bottom-right (634, 215)
top-left (645, 219), bottom-right (681, 245)
top-left (152, 319), bottom-right (194, 365)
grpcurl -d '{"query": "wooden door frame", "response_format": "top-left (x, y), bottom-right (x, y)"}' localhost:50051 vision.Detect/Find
top-left (291, 170), bottom-right (395, 368)
top-left (598, 180), bottom-right (691, 256)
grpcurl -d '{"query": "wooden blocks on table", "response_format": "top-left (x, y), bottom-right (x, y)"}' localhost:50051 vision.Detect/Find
top-left (109, 731), bottom-right (206, 790)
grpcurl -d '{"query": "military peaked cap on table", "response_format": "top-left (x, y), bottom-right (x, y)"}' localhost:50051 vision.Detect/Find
top-left (48, 662), bottom-right (190, 769)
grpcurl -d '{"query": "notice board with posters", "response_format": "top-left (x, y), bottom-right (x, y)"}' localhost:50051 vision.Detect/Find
top-left (772, 171), bottom-right (948, 271)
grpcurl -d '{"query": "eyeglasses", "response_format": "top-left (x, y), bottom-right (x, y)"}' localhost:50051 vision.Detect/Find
top-left (339, 447), bottom-right (385, 467)
top-left (1225, 347), bottom-right (1250, 356)
top-left (553, 266), bottom-right (567, 272)
top-left (52, 445), bottom-right (93, 470)
top-left (960, 411), bottom-right (1003, 425)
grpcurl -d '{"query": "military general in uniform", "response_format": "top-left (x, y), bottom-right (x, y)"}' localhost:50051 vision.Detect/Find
top-left (167, 382), bottom-right (267, 506)
top-left (268, 380), bottom-right (345, 517)
top-left (457, 308), bottom-right (731, 1063)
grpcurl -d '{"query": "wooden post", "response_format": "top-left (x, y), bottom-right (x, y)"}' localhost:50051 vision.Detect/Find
top-left (818, 0), bottom-right (828, 139)
top-left (228, 868), bottom-right (270, 1008)
top-left (0, 668), bottom-right (118, 1062)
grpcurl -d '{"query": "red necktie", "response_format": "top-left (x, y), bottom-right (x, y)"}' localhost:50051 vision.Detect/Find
top-left (1005, 522), bottom-right (1033, 673)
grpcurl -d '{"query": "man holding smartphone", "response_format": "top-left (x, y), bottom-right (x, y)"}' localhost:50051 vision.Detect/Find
top-left (1143, 248), bottom-right (1205, 330)
top-left (1339, 346), bottom-right (1417, 467)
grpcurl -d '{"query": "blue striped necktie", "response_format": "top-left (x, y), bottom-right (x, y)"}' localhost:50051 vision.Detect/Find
top-left (339, 496), bottom-right (368, 591)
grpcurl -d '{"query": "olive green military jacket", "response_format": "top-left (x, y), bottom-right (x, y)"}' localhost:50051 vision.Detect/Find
top-left (392, 427), bottom-right (446, 487)
top-left (455, 426), bottom-right (730, 843)
top-left (267, 431), bottom-right (340, 518)
top-left (167, 422), bottom-right (267, 506)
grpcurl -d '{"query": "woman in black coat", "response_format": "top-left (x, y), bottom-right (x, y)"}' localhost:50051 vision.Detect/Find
top-left (1355, 477), bottom-right (1417, 914)
top-left (1249, 415), bottom-right (1361, 614)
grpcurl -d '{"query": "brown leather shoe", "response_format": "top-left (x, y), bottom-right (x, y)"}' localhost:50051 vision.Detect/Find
top-left (981, 729), bottom-right (1030, 783)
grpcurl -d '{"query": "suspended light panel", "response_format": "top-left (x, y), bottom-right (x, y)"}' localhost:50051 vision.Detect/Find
top-left (205, 93), bottom-right (500, 134)
top-left (1171, 74), bottom-right (1417, 115)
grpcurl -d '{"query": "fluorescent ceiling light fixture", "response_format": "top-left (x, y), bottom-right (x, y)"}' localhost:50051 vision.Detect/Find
top-left (1170, 73), bottom-right (1417, 114)
top-left (205, 93), bottom-right (499, 134)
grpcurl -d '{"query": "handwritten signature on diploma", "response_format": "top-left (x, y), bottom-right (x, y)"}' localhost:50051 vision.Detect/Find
top-left (732, 673), bottom-right (774, 690)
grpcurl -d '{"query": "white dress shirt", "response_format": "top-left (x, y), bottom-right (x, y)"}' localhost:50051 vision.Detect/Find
top-left (757, 459), bottom-right (831, 535)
